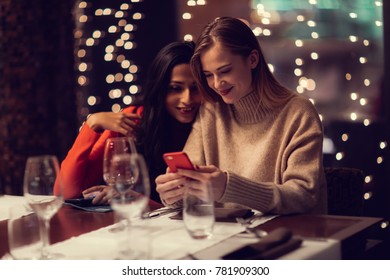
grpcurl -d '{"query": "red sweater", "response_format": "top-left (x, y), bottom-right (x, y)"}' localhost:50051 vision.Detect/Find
top-left (54, 106), bottom-right (162, 208)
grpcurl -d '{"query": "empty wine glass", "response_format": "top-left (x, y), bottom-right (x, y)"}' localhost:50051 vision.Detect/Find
top-left (183, 182), bottom-right (215, 240)
top-left (103, 137), bottom-right (137, 231)
top-left (23, 155), bottom-right (63, 259)
top-left (110, 153), bottom-right (150, 258)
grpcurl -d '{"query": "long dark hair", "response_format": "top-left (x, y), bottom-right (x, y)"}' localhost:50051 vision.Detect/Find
top-left (191, 17), bottom-right (293, 113)
top-left (136, 41), bottom-right (195, 170)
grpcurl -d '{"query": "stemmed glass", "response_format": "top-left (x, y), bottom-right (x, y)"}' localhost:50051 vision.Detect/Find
top-left (109, 153), bottom-right (150, 258)
top-left (23, 155), bottom-right (63, 259)
top-left (103, 137), bottom-right (137, 231)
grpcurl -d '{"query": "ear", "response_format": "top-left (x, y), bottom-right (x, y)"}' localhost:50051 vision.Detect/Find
top-left (248, 49), bottom-right (259, 69)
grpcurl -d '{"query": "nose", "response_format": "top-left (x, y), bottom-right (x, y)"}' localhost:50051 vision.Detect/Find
top-left (181, 88), bottom-right (192, 104)
top-left (214, 75), bottom-right (224, 89)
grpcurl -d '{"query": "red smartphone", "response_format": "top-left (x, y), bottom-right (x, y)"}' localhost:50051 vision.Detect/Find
top-left (163, 152), bottom-right (195, 172)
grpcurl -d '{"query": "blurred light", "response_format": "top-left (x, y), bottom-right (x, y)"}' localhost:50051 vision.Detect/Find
top-left (295, 58), bottom-right (303, 66)
top-left (121, 33), bottom-right (131, 40)
top-left (121, 60), bottom-right (131, 69)
top-left (197, 0), bottom-right (206, 5)
top-left (115, 73), bottom-right (123, 82)
top-left (87, 96), bottom-right (97, 106)
top-left (379, 141), bottom-right (387, 149)
top-left (78, 62), bottom-right (88, 72)
top-left (375, 21), bottom-right (382, 27)
top-left (118, 19), bottom-right (127, 27)
top-left (106, 74), bottom-right (115, 84)
top-left (79, 15), bottom-right (88, 23)
top-left (377, 157), bottom-right (383, 164)
top-left (124, 42), bottom-right (134, 49)
top-left (364, 119), bottom-right (371, 126)
top-left (310, 52), bottom-right (318, 60)
top-left (133, 13), bottom-right (143, 20)
top-left (294, 68), bottom-right (302, 76)
top-left (120, 3), bottom-right (130, 10)
top-left (311, 32), bottom-right (319, 39)
top-left (350, 112), bottom-right (357, 121)
top-left (92, 30), bottom-right (102, 38)
top-left (77, 49), bottom-right (86, 58)
top-left (125, 24), bottom-right (134, 32)
top-left (108, 26), bottom-right (118, 33)
top-left (112, 104), bottom-right (122, 113)
top-left (364, 192), bottom-right (372, 200)
top-left (350, 92), bottom-right (358, 100)
top-left (263, 29), bottom-right (271, 36)
top-left (359, 98), bottom-right (367, 106)
top-left (335, 152), bottom-right (344, 161)
top-left (295, 40), bottom-right (303, 47)
top-left (349, 13), bottom-right (358, 19)
top-left (103, 8), bottom-right (112, 15)
top-left (184, 34), bottom-right (193, 41)
top-left (341, 133), bottom-right (349, 142)
top-left (123, 95), bottom-right (133, 105)
top-left (183, 13), bottom-right (192, 19)
top-left (307, 20), bottom-right (316, 27)
top-left (95, 9), bottom-right (103, 16)
top-left (129, 65), bottom-right (138, 73)
top-left (115, 11), bottom-right (124, 18)
top-left (86, 38), bottom-right (95, 46)
top-left (297, 15), bottom-right (305, 22)
top-left (359, 57), bottom-right (367, 64)
top-left (323, 137), bottom-right (335, 154)
top-left (268, 64), bottom-right (274, 73)
top-left (349, 35), bottom-right (358, 42)
top-left (187, 0), bottom-right (196, 6)
top-left (253, 27), bottom-right (262, 36)
top-left (129, 85), bottom-right (139, 94)
top-left (116, 54), bottom-right (125, 63)
top-left (364, 175), bottom-right (372, 183)
top-left (104, 53), bottom-right (114, 61)
top-left (345, 73), bottom-right (352, 80)
top-left (124, 74), bottom-right (134, 82)
top-left (106, 45), bottom-right (114, 53)
top-left (381, 221), bottom-right (389, 229)
top-left (78, 76), bottom-right (87, 86)
top-left (115, 39), bottom-right (124, 47)
top-left (363, 40), bottom-right (370, 46)
top-left (79, 1), bottom-right (87, 8)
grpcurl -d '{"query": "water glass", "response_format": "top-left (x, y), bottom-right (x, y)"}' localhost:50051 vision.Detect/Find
top-left (183, 182), bottom-right (215, 239)
top-left (8, 205), bottom-right (42, 260)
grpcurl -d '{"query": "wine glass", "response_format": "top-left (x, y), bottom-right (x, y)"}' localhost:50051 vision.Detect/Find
top-left (183, 182), bottom-right (215, 240)
top-left (103, 137), bottom-right (137, 231)
top-left (110, 153), bottom-right (150, 259)
top-left (23, 155), bottom-right (63, 259)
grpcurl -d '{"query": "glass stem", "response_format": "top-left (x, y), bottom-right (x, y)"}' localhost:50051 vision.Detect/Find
top-left (39, 219), bottom-right (50, 259)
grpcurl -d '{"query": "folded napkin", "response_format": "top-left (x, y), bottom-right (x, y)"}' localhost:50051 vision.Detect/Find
top-left (222, 227), bottom-right (302, 260)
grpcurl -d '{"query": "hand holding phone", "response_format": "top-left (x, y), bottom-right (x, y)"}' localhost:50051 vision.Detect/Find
top-left (163, 152), bottom-right (195, 173)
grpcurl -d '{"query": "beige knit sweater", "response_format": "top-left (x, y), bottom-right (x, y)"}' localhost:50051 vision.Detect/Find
top-left (183, 91), bottom-right (327, 215)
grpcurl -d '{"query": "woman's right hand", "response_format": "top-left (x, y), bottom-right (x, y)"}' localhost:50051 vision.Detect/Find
top-left (86, 111), bottom-right (141, 136)
top-left (155, 171), bottom-right (187, 205)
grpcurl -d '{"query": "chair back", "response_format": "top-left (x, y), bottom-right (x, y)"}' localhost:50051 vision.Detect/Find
top-left (324, 167), bottom-right (364, 216)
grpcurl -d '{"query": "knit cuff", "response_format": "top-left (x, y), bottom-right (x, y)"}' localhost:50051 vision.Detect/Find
top-left (219, 172), bottom-right (275, 213)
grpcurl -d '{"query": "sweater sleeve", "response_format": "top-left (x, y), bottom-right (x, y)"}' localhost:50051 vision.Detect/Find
top-left (54, 106), bottom-right (139, 199)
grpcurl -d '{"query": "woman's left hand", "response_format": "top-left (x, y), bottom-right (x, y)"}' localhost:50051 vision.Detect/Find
top-left (177, 165), bottom-right (227, 200)
top-left (82, 185), bottom-right (113, 205)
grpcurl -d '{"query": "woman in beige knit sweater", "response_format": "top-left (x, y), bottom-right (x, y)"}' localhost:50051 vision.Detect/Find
top-left (156, 17), bottom-right (327, 215)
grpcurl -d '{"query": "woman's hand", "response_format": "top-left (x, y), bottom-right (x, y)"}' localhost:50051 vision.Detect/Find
top-left (82, 185), bottom-right (113, 205)
top-left (177, 165), bottom-right (227, 201)
top-left (155, 171), bottom-right (187, 205)
top-left (86, 111), bottom-right (141, 136)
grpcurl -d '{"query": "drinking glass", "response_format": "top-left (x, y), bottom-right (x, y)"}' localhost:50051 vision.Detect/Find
top-left (110, 153), bottom-right (150, 258)
top-left (183, 182), bottom-right (215, 239)
top-left (8, 204), bottom-right (42, 259)
top-left (103, 137), bottom-right (137, 231)
top-left (23, 155), bottom-right (63, 259)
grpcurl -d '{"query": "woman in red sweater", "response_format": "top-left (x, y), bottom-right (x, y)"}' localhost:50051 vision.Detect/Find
top-left (55, 41), bottom-right (202, 205)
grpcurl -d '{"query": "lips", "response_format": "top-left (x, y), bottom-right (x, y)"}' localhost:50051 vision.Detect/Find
top-left (218, 87), bottom-right (233, 96)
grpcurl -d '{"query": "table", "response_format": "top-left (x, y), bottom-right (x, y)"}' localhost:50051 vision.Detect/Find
top-left (0, 205), bottom-right (384, 259)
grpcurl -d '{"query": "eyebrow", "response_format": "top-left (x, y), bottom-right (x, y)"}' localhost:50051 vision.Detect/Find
top-left (203, 63), bottom-right (232, 73)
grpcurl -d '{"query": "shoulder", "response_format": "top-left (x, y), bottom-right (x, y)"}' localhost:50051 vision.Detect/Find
top-left (284, 95), bottom-right (320, 118)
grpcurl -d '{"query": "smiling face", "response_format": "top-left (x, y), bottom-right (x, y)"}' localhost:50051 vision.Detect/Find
top-left (200, 41), bottom-right (258, 104)
top-left (165, 63), bottom-right (202, 123)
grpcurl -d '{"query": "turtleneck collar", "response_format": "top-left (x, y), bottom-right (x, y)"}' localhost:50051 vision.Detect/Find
top-left (230, 91), bottom-right (270, 124)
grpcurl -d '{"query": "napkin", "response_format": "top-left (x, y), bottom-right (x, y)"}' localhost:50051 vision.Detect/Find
top-left (222, 227), bottom-right (302, 260)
